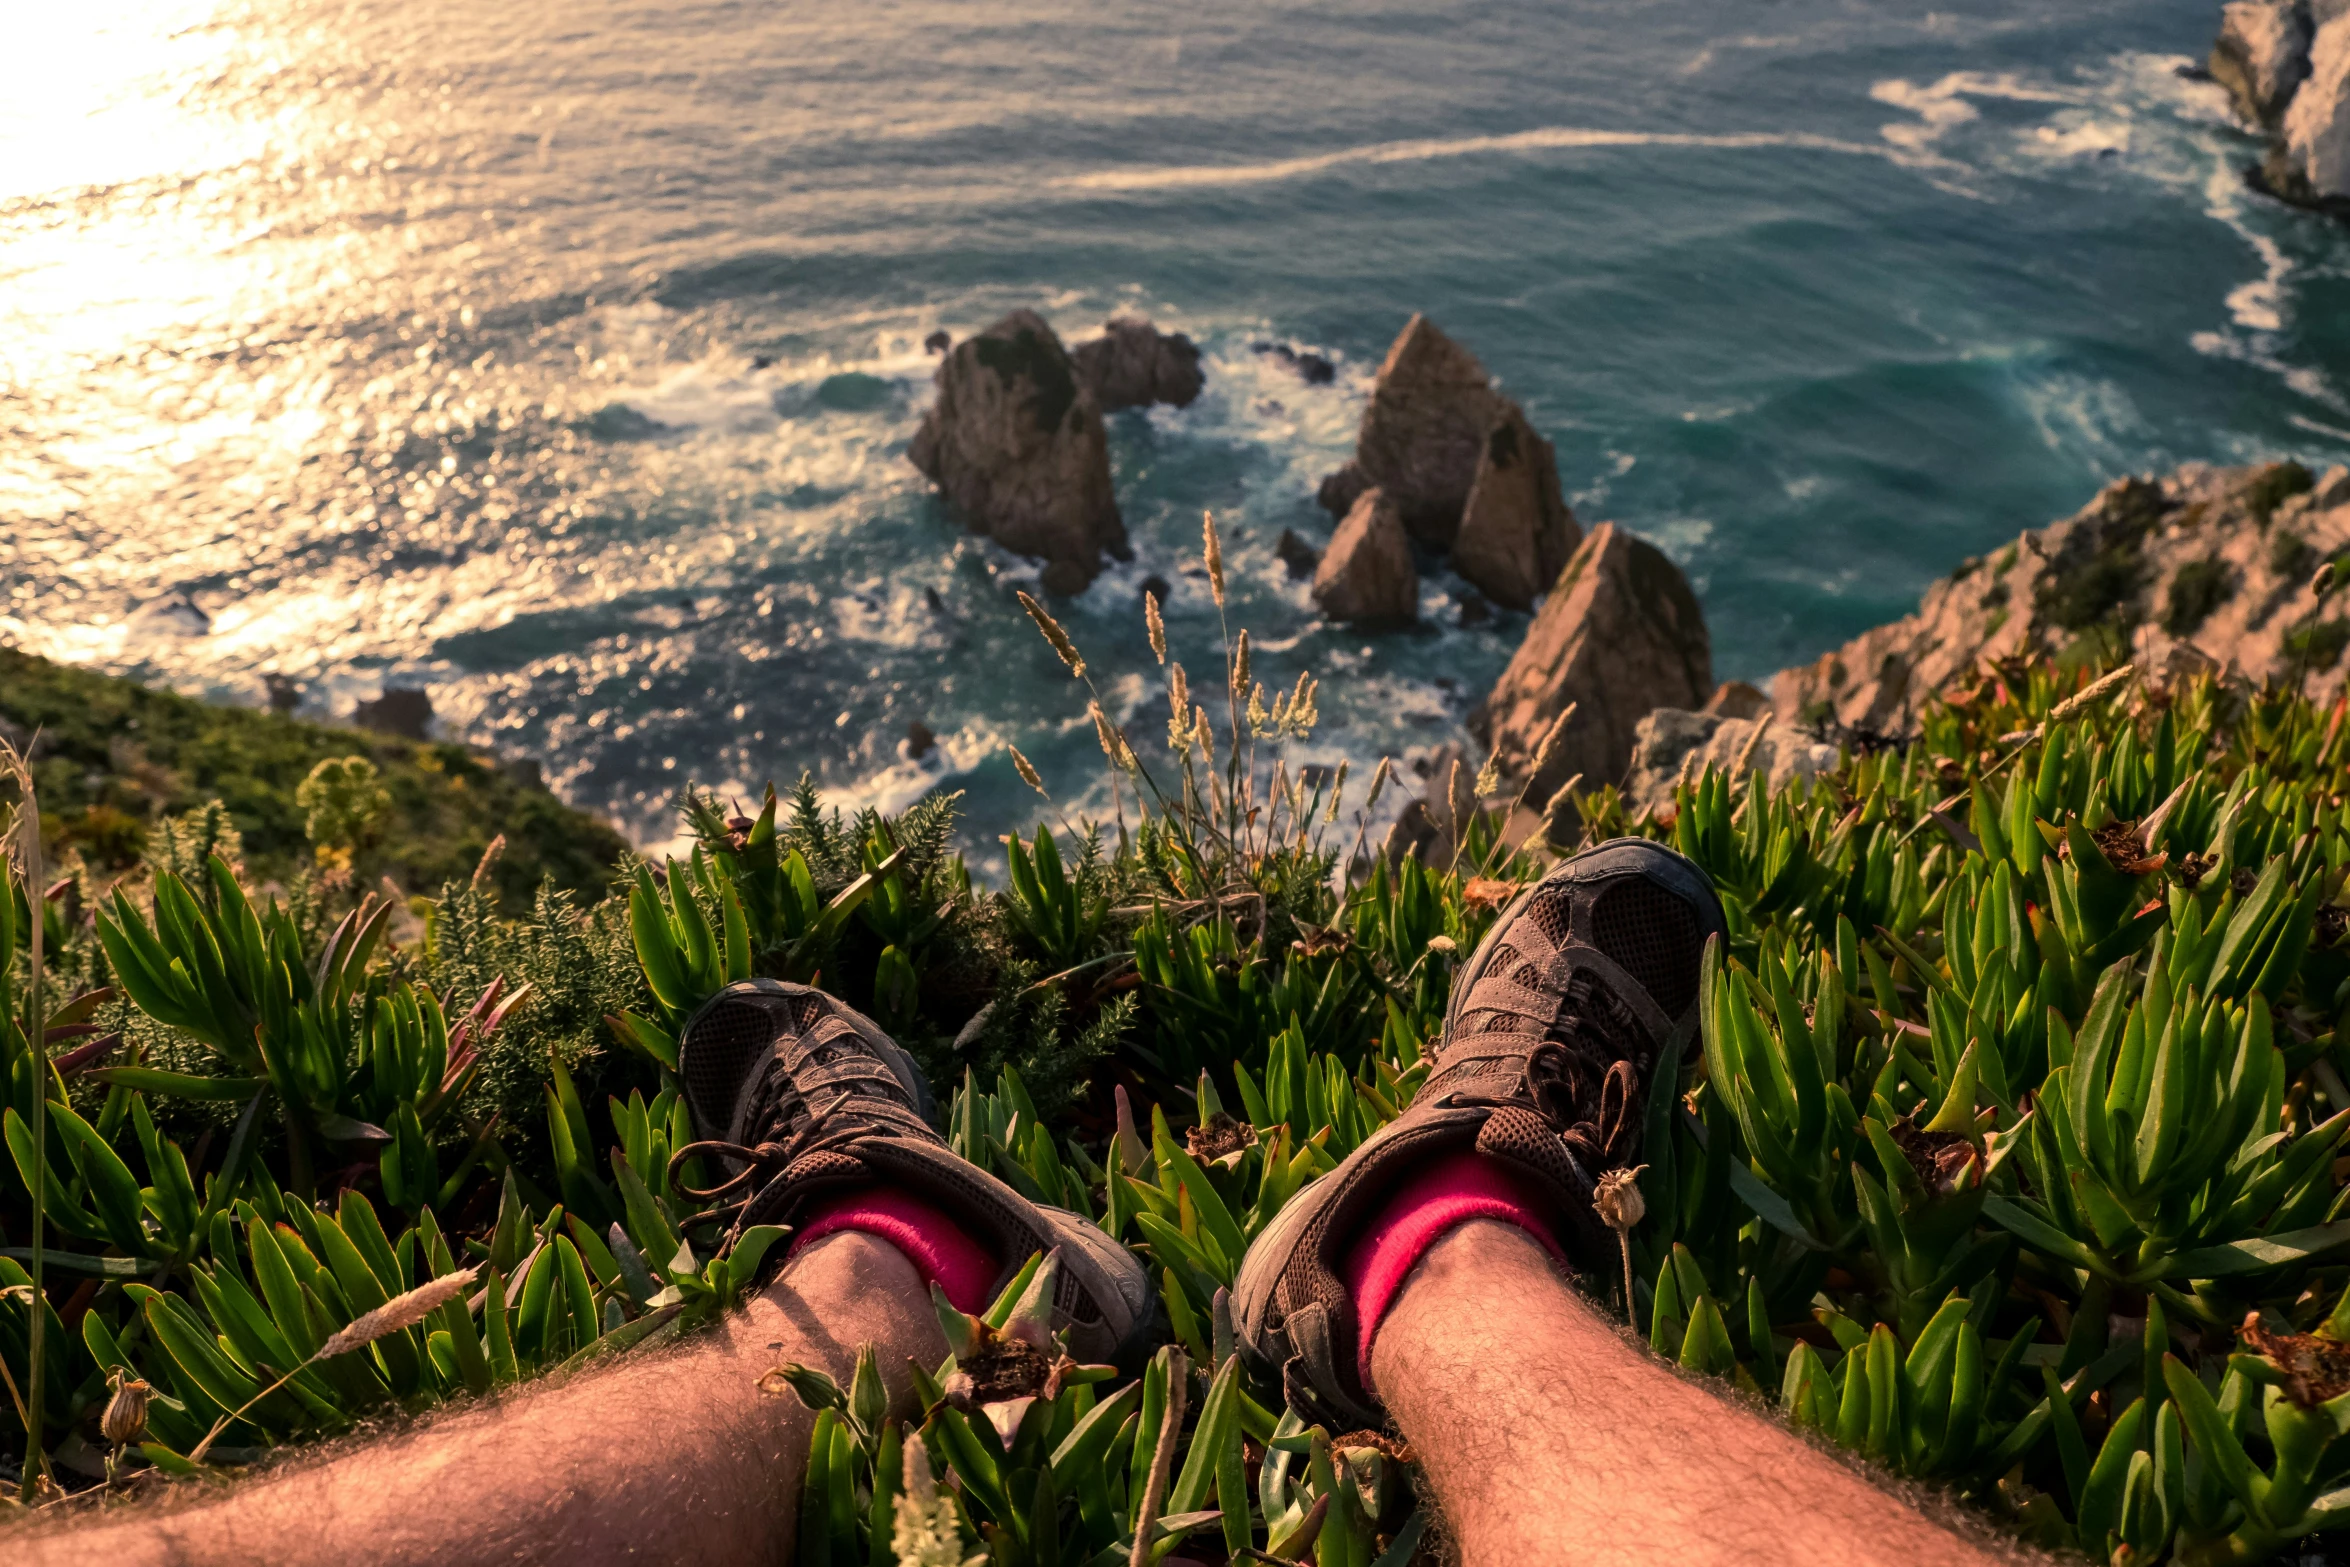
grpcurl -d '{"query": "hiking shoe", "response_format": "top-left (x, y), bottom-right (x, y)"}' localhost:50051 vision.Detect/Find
top-left (1232, 838), bottom-right (1726, 1425)
top-left (673, 979), bottom-right (1152, 1365)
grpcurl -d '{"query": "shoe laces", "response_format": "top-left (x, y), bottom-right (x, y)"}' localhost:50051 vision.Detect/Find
top-left (668, 1041), bottom-right (918, 1237)
top-left (1435, 972), bottom-right (1648, 1160)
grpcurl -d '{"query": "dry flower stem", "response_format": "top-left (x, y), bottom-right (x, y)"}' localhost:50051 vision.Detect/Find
top-left (2, 738), bottom-right (47, 1498)
top-left (1129, 1349), bottom-right (1190, 1567)
top-left (1594, 1164), bottom-right (1648, 1319)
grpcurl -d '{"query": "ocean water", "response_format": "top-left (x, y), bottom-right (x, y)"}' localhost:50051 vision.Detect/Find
top-left (6, 0), bottom-right (2349, 866)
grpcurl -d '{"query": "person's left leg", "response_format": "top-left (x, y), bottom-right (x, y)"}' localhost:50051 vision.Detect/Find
top-left (11, 1229), bottom-right (942, 1567)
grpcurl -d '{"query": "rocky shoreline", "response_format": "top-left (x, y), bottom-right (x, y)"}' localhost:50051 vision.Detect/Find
top-left (2209, 0), bottom-right (2350, 212)
top-left (903, 309), bottom-right (2350, 855)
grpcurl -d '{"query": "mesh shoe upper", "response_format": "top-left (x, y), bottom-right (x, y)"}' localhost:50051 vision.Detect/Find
top-left (1234, 838), bottom-right (1726, 1426)
top-left (672, 979), bottom-right (1153, 1366)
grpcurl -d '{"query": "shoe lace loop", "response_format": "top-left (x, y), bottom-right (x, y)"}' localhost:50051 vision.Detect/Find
top-left (668, 1091), bottom-right (871, 1233)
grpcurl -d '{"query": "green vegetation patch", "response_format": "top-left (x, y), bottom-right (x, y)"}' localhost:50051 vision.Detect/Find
top-left (2243, 460), bottom-right (2316, 524)
top-left (2286, 617), bottom-right (2350, 670)
top-left (2162, 556), bottom-right (2235, 638)
top-left (23, 596), bottom-right (2350, 1567)
top-left (0, 646), bottom-right (626, 902)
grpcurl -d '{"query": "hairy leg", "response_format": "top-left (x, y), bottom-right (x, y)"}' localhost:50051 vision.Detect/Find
top-left (14, 1231), bottom-right (943, 1567)
top-left (1374, 1221), bottom-right (2027, 1567)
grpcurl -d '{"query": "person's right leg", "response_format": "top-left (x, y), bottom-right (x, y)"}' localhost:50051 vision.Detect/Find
top-left (1236, 838), bottom-right (2037, 1565)
top-left (1374, 1219), bottom-right (2021, 1567)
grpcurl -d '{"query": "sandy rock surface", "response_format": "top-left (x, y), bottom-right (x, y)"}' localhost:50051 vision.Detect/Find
top-left (1768, 461), bottom-right (2350, 731)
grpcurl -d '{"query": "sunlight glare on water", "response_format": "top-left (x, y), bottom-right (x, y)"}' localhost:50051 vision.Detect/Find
top-left (3, 0), bottom-right (2346, 863)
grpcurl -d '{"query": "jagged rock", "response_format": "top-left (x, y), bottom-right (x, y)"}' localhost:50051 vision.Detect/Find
top-left (1069, 318), bottom-right (1204, 411)
top-left (1276, 528), bottom-right (1323, 577)
top-left (908, 310), bottom-right (1128, 586)
top-left (1452, 407), bottom-right (1581, 611)
top-left (263, 675), bottom-right (302, 716)
top-left (355, 687), bottom-right (434, 740)
top-left (1317, 461), bottom-right (1369, 519)
top-left (2214, 0), bottom-right (2314, 126)
top-left (1471, 522), bottom-right (1712, 801)
top-left (1703, 680), bottom-right (1770, 720)
top-left (2277, 13), bottom-right (2350, 204)
top-left (1254, 342), bottom-right (1337, 385)
top-left (500, 756), bottom-right (547, 791)
top-left (1311, 489), bottom-right (1417, 627)
top-left (924, 330), bottom-right (952, 354)
top-left (1334, 315), bottom-right (1513, 548)
top-left (1621, 710), bottom-right (1840, 816)
top-left (129, 593), bottom-right (210, 637)
top-left (1767, 461), bottom-right (2350, 729)
top-left (907, 720), bottom-right (937, 761)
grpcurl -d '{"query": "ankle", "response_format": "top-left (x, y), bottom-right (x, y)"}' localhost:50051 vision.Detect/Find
top-left (1342, 1151), bottom-right (1571, 1396)
top-left (783, 1187), bottom-right (1000, 1313)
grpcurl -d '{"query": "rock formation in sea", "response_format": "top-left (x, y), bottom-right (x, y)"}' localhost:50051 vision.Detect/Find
top-left (1312, 315), bottom-right (1580, 612)
top-left (1311, 488), bottom-right (1419, 627)
top-left (1767, 460), bottom-right (2350, 731)
top-left (1070, 318), bottom-right (1205, 411)
top-left (1469, 521), bottom-right (1712, 807)
top-left (355, 687), bottom-right (435, 740)
top-left (2209, 1), bottom-right (2350, 210)
top-left (907, 309), bottom-right (1130, 592)
top-left (1452, 407), bottom-right (1581, 612)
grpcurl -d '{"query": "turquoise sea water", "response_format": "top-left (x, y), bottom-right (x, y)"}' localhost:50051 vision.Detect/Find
top-left (6, 0), bottom-right (2348, 863)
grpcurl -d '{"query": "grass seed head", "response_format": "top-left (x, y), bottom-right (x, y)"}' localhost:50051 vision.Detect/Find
top-left (1145, 589), bottom-right (1167, 663)
top-left (1017, 590), bottom-right (1086, 679)
top-left (1527, 701), bottom-right (1579, 782)
top-left (1540, 775), bottom-right (1586, 846)
top-left (1229, 629), bottom-right (1251, 695)
top-left (1326, 759), bottom-right (1349, 822)
top-left (319, 1266), bottom-right (479, 1358)
top-left (1009, 745), bottom-right (1048, 797)
top-left (1364, 755), bottom-right (1394, 812)
top-left (1090, 703), bottom-right (1137, 772)
top-left (1202, 512), bottom-right (1226, 607)
top-left (1167, 664), bottom-right (1191, 747)
top-left (1245, 682), bottom-right (1271, 737)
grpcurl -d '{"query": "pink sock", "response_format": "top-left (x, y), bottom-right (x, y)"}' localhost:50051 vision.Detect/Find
top-left (1341, 1148), bottom-right (1571, 1395)
top-left (785, 1188), bottom-right (1001, 1314)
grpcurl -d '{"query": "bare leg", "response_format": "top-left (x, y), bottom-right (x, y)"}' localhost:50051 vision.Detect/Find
top-left (13, 1232), bottom-right (943, 1567)
top-left (1374, 1221), bottom-right (2027, 1567)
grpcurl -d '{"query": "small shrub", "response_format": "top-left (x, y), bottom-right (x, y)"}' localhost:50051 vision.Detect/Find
top-left (2285, 616), bottom-right (2350, 669)
top-left (2162, 555), bottom-right (2233, 637)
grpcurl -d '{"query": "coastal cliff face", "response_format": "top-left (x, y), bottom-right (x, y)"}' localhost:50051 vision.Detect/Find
top-left (1767, 461), bottom-right (2350, 731)
top-left (2211, 1), bottom-right (2350, 210)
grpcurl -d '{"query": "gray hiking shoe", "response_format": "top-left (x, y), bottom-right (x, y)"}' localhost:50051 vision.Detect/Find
top-left (672, 979), bottom-right (1153, 1365)
top-left (1233, 838), bottom-right (1727, 1425)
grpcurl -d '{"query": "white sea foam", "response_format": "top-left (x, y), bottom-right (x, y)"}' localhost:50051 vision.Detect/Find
top-left (1055, 123), bottom-right (1950, 194)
